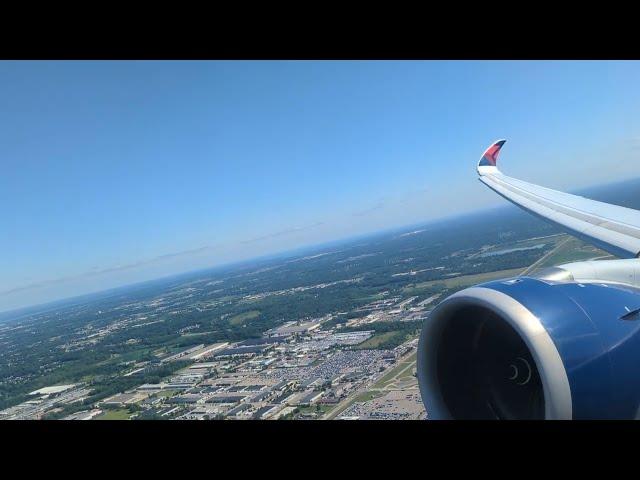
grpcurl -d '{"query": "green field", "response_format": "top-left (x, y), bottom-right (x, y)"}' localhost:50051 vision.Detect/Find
top-left (351, 390), bottom-right (384, 403)
top-left (95, 408), bottom-right (130, 420)
top-left (229, 310), bottom-right (261, 326)
top-left (218, 295), bottom-right (238, 302)
top-left (359, 292), bottom-right (389, 302)
top-left (397, 363), bottom-right (416, 381)
top-left (153, 389), bottom-right (177, 399)
top-left (324, 389), bottom-right (384, 420)
top-left (296, 404), bottom-right (334, 416)
top-left (530, 237), bottom-right (611, 271)
top-left (475, 234), bottom-right (565, 257)
top-left (403, 268), bottom-right (524, 294)
top-left (377, 351), bottom-right (417, 388)
top-left (355, 331), bottom-right (404, 349)
top-left (514, 235), bottom-right (566, 247)
top-left (180, 332), bottom-right (210, 338)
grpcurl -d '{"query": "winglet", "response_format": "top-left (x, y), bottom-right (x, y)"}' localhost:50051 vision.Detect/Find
top-left (477, 139), bottom-right (506, 176)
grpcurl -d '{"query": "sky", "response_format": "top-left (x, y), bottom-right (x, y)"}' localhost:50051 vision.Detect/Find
top-left (2, 60), bottom-right (640, 312)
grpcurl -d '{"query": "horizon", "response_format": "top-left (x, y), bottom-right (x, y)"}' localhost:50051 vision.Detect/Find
top-left (3, 60), bottom-right (640, 311)
top-left (3, 172), bottom-right (639, 318)
top-left (0, 196), bottom-right (497, 318)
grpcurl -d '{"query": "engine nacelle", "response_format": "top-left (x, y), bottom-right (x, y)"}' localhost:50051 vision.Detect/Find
top-left (417, 276), bottom-right (640, 419)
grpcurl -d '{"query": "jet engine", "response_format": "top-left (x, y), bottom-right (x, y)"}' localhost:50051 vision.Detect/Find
top-left (417, 262), bottom-right (640, 419)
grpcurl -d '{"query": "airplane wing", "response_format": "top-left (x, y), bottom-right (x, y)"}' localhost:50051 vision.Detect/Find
top-left (477, 140), bottom-right (640, 259)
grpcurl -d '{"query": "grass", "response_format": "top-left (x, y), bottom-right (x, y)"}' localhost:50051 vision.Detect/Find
top-left (403, 268), bottom-right (524, 294)
top-left (297, 404), bottom-right (334, 416)
top-left (229, 310), bottom-right (261, 326)
top-left (352, 390), bottom-right (384, 403)
top-left (513, 234), bottom-right (566, 248)
top-left (153, 389), bottom-right (176, 399)
top-left (217, 295), bottom-right (237, 303)
top-left (324, 390), bottom-right (383, 420)
top-left (377, 351), bottom-right (417, 388)
top-left (359, 291), bottom-right (389, 302)
top-left (404, 236), bottom-right (602, 295)
top-left (397, 363), bottom-right (416, 380)
top-left (472, 237), bottom-right (561, 259)
top-left (95, 408), bottom-right (130, 420)
top-left (355, 331), bottom-right (404, 349)
top-left (532, 237), bottom-right (610, 270)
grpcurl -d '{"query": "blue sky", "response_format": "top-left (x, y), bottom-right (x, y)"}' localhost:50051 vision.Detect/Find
top-left (2, 60), bottom-right (640, 312)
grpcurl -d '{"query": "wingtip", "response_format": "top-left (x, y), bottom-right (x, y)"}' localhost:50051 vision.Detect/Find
top-left (477, 139), bottom-right (506, 175)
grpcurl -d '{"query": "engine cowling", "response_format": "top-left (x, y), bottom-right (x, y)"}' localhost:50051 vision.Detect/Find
top-left (417, 276), bottom-right (640, 419)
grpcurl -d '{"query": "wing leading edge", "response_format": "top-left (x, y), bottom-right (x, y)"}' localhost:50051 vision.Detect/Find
top-left (477, 140), bottom-right (640, 259)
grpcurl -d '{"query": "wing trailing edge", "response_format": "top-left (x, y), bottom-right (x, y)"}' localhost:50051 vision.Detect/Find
top-left (476, 140), bottom-right (640, 259)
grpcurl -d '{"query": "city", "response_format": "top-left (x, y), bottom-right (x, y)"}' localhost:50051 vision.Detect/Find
top-left (0, 291), bottom-right (428, 420)
top-left (0, 199), bottom-right (615, 420)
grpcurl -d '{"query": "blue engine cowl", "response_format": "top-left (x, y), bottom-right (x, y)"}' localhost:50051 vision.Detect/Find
top-left (417, 277), bottom-right (640, 420)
